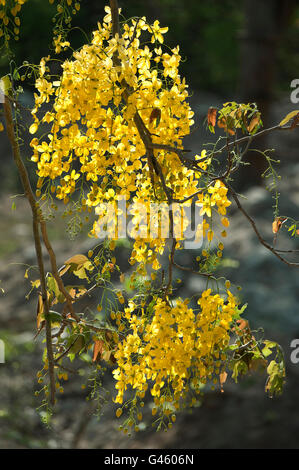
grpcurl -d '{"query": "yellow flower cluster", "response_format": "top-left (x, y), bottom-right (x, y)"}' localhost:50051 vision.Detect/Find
top-left (113, 289), bottom-right (238, 408)
top-left (30, 12), bottom-right (194, 200)
top-left (30, 5), bottom-right (232, 269)
top-left (29, 5), bottom-right (238, 418)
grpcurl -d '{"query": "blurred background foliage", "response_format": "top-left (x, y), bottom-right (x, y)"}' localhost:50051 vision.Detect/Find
top-left (0, 0), bottom-right (298, 95)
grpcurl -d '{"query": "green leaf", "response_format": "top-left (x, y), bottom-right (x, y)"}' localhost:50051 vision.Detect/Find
top-left (265, 359), bottom-right (285, 398)
top-left (262, 340), bottom-right (277, 358)
top-left (1, 75), bottom-right (12, 96)
top-left (80, 353), bottom-right (92, 363)
top-left (69, 335), bottom-right (85, 354)
top-left (262, 346), bottom-right (273, 357)
top-left (47, 274), bottom-right (60, 298)
top-left (13, 69), bottom-right (20, 81)
top-left (279, 110), bottom-right (299, 127)
top-left (46, 310), bottom-right (63, 325)
top-left (68, 352), bottom-right (75, 362)
top-left (231, 359), bottom-right (248, 382)
top-left (208, 123), bottom-right (215, 134)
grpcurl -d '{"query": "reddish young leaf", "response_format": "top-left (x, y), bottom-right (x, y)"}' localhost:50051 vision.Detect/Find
top-left (217, 117), bottom-right (235, 135)
top-left (92, 339), bottom-right (104, 362)
top-left (207, 107), bottom-right (217, 127)
top-left (272, 217), bottom-right (287, 234)
top-left (220, 371), bottom-right (228, 393)
top-left (108, 262), bottom-right (115, 272)
top-left (217, 117), bottom-right (226, 129)
top-left (247, 112), bottom-right (261, 133)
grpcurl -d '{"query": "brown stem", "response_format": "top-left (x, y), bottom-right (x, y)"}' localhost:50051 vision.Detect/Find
top-left (211, 124), bottom-right (299, 158)
top-left (54, 338), bottom-right (78, 363)
top-left (110, 0), bottom-right (120, 37)
top-left (3, 96), bottom-right (56, 405)
top-left (109, 0), bottom-right (173, 202)
top-left (164, 238), bottom-right (176, 297)
top-left (39, 220), bottom-right (79, 321)
top-left (109, 0), bottom-right (177, 293)
top-left (173, 262), bottom-right (216, 280)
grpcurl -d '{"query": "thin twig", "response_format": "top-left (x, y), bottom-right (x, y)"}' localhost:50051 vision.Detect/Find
top-left (210, 124), bottom-right (299, 158)
top-left (125, 17), bottom-right (139, 49)
top-left (54, 338), bottom-right (78, 363)
top-left (226, 182), bottom-right (299, 268)
top-left (173, 262), bottom-right (216, 280)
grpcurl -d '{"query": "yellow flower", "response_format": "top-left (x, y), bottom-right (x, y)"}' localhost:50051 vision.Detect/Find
top-left (150, 20), bottom-right (168, 44)
top-left (54, 34), bottom-right (70, 54)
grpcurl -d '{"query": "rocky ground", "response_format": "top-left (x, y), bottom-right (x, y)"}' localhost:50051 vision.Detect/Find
top-left (1, 92), bottom-right (299, 449)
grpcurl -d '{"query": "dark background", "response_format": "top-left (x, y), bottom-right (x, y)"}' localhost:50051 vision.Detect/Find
top-left (2, 0), bottom-right (298, 94)
top-left (1, 0), bottom-right (299, 449)
top-left (1, 0), bottom-right (299, 188)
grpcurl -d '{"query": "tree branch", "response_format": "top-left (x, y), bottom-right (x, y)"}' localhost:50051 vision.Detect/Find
top-left (3, 96), bottom-right (56, 405)
top-left (225, 182), bottom-right (299, 268)
top-left (109, 0), bottom-right (177, 294)
top-left (110, 0), bottom-right (120, 37)
top-left (173, 262), bottom-right (216, 280)
top-left (210, 124), bottom-right (299, 158)
top-left (40, 220), bottom-right (80, 322)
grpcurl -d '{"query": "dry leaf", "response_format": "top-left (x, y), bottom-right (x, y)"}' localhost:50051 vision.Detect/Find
top-left (36, 291), bottom-right (50, 329)
top-left (247, 112), bottom-right (260, 133)
top-left (272, 217), bottom-right (287, 234)
top-left (290, 113), bottom-right (299, 130)
top-left (217, 117), bottom-right (235, 135)
top-left (220, 371), bottom-right (228, 392)
top-left (92, 339), bottom-right (104, 362)
top-left (37, 294), bottom-right (44, 330)
top-left (64, 254), bottom-right (89, 265)
top-left (279, 110), bottom-right (299, 127)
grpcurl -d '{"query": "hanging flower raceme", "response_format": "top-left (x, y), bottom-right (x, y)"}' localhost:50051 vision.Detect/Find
top-left (112, 289), bottom-right (239, 417)
top-left (28, 4), bottom-right (251, 430)
top-left (30, 4), bottom-right (231, 256)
